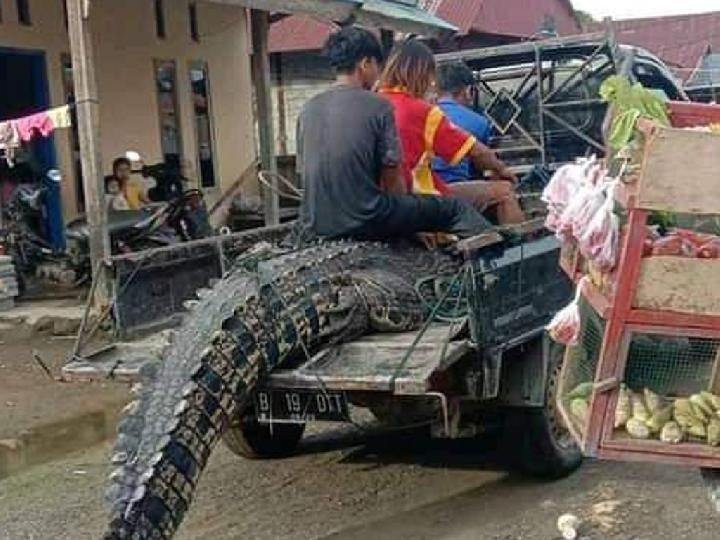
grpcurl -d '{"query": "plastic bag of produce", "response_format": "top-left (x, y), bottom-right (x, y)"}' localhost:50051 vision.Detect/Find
top-left (542, 157), bottom-right (599, 207)
top-left (571, 185), bottom-right (608, 242)
top-left (555, 183), bottom-right (598, 242)
top-left (547, 278), bottom-right (586, 346)
top-left (544, 159), bottom-right (601, 234)
top-left (650, 234), bottom-right (696, 257)
top-left (698, 238), bottom-right (720, 259)
top-left (577, 183), bottom-right (619, 272)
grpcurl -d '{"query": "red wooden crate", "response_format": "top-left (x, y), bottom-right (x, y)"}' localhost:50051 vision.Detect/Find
top-left (668, 101), bottom-right (720, 128)
top-left (557, 105), bottom-right (720, 467)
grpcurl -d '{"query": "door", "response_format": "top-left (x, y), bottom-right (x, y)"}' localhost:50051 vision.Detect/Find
top-left (0, 48), bottom-right (64, 249)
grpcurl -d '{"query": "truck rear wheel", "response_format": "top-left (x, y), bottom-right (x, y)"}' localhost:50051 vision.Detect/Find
top-left (503, 342), bottom-right (582, 479)
top-left (224, 416), bottom-right (305, 459)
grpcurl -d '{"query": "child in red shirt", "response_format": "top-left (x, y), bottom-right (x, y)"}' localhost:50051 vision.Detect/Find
top-left (379, 39), bottom-right (524, 224)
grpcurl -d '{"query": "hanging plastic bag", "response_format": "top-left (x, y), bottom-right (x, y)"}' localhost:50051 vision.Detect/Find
top-left (578, 182), bottom-right (620, 272)
top-left (555, 183), bottom-right (592, 242)
top-left (542, 160), bottom-right (589, 207)
top-left (543, 157), bottom-right (601, 235)
top-left (547, 278), bottom-right (587, 346)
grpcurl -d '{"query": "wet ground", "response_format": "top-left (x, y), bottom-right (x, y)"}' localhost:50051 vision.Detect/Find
top-left (0, 424), bottom-right (716, 540)
top-left (0, 336), bottom-right (129, 439)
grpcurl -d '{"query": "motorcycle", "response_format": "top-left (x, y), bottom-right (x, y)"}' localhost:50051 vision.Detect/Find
top-left (0, 169), bottom-right (87, 294)
top-left (0, 160), bottom-right (212, 296)
top-left (66, 159), bottom-right (213, 257)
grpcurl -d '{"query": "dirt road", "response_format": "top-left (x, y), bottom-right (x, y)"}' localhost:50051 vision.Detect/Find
top-left (0, 424), bottom-right (716, 540)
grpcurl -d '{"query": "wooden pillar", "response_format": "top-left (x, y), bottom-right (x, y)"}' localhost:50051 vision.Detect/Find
top-left (250, 9), bottom-right (280, 226)
top-left (67, 0), bottom-right (110, 303)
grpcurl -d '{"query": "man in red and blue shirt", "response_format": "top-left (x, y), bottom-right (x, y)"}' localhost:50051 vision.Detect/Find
top-left (430, 62), bottom-right (524, 224)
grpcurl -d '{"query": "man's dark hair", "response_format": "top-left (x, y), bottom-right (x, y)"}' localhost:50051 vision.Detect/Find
top-left (323, 26), bottom-right (383, 74)
top-left (437, 62), bottom-right (475, 95)
top-left (112, 157), bottom-right (131, 176)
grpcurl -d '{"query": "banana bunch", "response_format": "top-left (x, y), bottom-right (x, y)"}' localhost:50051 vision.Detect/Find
top-left (616, 388), bottom-right (720, 446)
top-left (675, 393), bottom-right (720, 446)
top-left (619, 387), bottom-right (665, 439)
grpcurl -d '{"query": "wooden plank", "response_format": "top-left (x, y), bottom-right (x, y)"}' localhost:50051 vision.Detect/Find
top-left (635, 257), bottom-right (720, 316)
top-left (639, 127), bottom-right (720, 215)
top-left (626, 308), bottom-right (720, 331)
top-left (250, 9), bottom-right (279, 226)
top-left (599, 444), bottom-right (720, 469)
top-left (67, 0), bottom-right (111, 304)
top-left (265, 324), bottom-right (472, 395)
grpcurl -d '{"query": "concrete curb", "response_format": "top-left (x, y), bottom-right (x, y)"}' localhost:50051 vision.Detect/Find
top-left (0, 401), bottom-right (125, 480)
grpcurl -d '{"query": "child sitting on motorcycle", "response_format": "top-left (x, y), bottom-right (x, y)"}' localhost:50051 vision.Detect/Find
top-left (105, 176), bottom-right (130, 211)
top-left (111, 156), bottom-right (149, 210)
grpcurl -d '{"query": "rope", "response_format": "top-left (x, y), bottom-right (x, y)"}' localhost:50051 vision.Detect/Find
top-left (257, 170), bottom-right (303, 202)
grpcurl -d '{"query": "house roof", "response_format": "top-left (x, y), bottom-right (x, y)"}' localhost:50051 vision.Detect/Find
top-left (686, 53), bottom-right (720, 89)
top-left (592, 11), bottom-right (720, 77)
top-left (246, 0), bottom-right (455, 41)
top-left (269, 15), bottom-right (337, 53)
top-left (436, 0), bottom-right (579, 37)
top-left (270, 0), bottom-right (581, 52)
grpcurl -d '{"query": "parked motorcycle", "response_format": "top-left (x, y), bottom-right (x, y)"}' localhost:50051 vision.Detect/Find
top-left (0, 160), bottom-right (212, 296)
top-left (0, 169), bottom-right (87, 294)
top-left (66, 158), bottom-right (213, 258)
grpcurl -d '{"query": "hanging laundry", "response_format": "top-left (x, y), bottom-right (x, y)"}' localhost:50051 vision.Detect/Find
top-left (0, 121), bottom-right (20, 165)
top-left (47, 105), bottom-right (72, 129)
top-left (14, 111), bottom-right (54, 142)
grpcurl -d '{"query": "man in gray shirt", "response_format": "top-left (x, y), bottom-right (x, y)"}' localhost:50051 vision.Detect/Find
top-left (297, 27), bottom-right (489, 241)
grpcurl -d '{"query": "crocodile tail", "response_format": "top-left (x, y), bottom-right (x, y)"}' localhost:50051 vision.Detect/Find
top-left (103, 247), bottom-right (358, 539)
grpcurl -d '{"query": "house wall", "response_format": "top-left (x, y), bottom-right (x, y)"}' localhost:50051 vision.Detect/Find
top-left (0, 0), bottom-right (255, 218)
top-left (272, 51), bottom-right (334, 156)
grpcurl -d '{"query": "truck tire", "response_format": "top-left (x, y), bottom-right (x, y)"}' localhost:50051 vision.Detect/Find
top-left (503, 341), bottom-right (583, 479)
top-left (224, 415), bottom-right (305, 459)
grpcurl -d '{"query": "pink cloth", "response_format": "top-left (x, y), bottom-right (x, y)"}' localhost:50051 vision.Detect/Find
top-left (14, 112), bottom-right (54, 142)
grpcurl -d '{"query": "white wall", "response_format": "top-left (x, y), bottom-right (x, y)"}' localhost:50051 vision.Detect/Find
top-left (0, 0), bottom-right (256, 217)
top-left (272, 51), bottom-right (334, 156)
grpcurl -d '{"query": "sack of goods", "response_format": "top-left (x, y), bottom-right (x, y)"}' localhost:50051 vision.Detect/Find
top-left (0, 255), bottom-right (19, 311)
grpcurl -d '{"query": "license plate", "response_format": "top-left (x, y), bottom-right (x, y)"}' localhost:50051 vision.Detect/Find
top-left (254, 389), bottom-right (349, 423)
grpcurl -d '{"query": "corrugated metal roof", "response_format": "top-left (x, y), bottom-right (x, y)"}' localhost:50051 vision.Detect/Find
top-left (686, 54), bottom-right (720, 89)
top-left (269, 15), bottom-right (338, 53)
top-left (437, 0), bottom-right (579, 37)
top-left (591, 11), bottom-right (720, 79)
top-left (270, 0), bottom-right (581, 52)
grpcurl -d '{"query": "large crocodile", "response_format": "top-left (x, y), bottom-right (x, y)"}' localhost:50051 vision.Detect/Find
top-left (103, 240), bottom-right (461, 539)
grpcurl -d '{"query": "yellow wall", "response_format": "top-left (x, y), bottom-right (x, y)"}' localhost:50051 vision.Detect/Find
top-left (0, 0), bottom-right (255, 218)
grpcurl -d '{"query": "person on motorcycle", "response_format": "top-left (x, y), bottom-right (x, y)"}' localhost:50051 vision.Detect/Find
top-left (296, 27), bottom-right (490, 242)
top-left (112, 157), bottom-right (149, 210)
top-left (378, 40), bottom-right (525, 225)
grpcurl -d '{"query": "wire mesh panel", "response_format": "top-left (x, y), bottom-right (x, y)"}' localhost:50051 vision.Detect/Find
top-left (607, 330), bottom-right (720, 454)
top-left (624, 334), bottom-right (718, 397)
top-left (558, 298), bottom-right (606, 438)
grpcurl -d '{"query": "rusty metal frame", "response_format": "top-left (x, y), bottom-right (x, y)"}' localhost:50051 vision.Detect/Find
top-left (467, 36), bottom-right (617, 168)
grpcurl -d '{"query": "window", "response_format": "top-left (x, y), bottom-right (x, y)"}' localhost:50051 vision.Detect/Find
top-left (154, 60), bottom-right (183, 168)
top-left (61, 54), bottom-right (84, 212)
top-left (189, 61), bottom-right (217, 188)
top-left (154, 0), bottom-right (166, 39)
top-left (16, 0), bottom-right (31, 26)
top-left (189, 3), bottom-right (199, 42)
